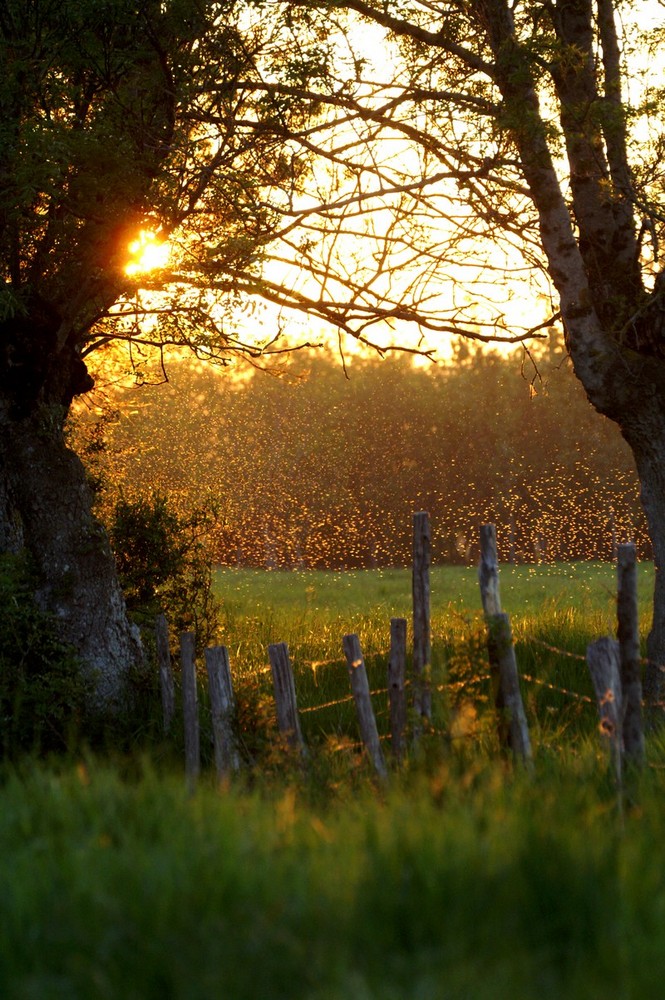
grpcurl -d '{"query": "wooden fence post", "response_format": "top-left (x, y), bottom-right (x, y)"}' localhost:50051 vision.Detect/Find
top-left (617, 543), bottom-right (645, 768)
top-left (412, 511), bottom-right (432, 724)
top-left (180, 631), bottom-right (200, 790)
top-left (479, 525), bottom-right (532, 766)
top-left (388, 617), bottom-right (407, 759)
top-left (587, 636), bottom-right (623, 790)
top-left (479, 524), bottom-right (506, 742)
top-left (205, 645), bottom-right (241, 780)
top-left (343, 633), bottom-right (388, 781)
top-left (156, 612), bottom-right (174, 734)
top-left (478, 524), bottom-right (501, 616)
top-left (268, 642), bottom-right (305, 754)
top-left (487, 613), bottom-right (533, 770)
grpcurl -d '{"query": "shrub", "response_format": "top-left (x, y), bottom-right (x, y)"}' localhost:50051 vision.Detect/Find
top-left (109, 492), bottom-right (222, 652)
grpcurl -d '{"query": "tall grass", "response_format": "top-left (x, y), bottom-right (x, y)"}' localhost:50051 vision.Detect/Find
top-left (2, 562), bottom-right (664, 999)
top-left (2, 756), bottom-right (665, 999)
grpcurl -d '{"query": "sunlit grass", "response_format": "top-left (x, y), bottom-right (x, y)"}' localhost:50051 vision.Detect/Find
top-left (201, 562), bottom-right (655, 769)
top-left (214, 560), bottom-right (654, 633)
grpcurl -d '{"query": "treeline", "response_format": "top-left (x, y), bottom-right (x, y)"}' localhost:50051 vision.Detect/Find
top-left (77, 338), bottom-right (648, 568)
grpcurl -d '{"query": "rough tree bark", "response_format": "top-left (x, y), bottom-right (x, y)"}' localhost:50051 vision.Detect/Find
top-left (625, 422), bottom-right (665, 707)
top-left (473, 0), bottom-right (665, 711)
top-left (0, 321), bottom-right (142, 711)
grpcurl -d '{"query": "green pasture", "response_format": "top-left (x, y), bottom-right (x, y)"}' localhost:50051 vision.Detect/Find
top-left (208, 562), bottom-right (655, 760)
top-left (3, 561), bottom-right (665, 999)
top-left (213, 560), bottom-right (654, 645)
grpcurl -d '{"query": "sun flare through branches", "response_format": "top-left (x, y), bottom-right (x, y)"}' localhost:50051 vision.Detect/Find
top-left (125, 230), bottom-right (170, 276)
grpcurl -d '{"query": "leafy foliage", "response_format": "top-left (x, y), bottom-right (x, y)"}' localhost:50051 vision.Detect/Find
top-left (0, 555), bottom-right (89, 758)
top-left (109, 492), bottom-right (222, 651)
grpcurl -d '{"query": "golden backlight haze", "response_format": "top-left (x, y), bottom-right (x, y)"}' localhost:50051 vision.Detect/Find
top-left (125, 230), bottom-right (171, 277)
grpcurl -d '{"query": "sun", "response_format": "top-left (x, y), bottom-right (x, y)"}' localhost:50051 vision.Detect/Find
top-left (125, 229), bottom-right (170, 276)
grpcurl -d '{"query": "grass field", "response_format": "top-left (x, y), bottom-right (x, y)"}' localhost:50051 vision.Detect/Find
top-left (3, 757), bottom-right (665, 1000)
top-left (215, 559), bottom-right (655, 624)
top-left (2, 561), bottom-right (665, 999)
top-left (213, 561), bottom-right (655, 665)
top-left (210, 562), bottom-right (655, 760)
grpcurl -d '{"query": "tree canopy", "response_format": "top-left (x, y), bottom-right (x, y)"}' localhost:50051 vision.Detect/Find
top-left (2, 0), bottom-right (572, 395)
top-left (7, 1), bottom-right (662, 380)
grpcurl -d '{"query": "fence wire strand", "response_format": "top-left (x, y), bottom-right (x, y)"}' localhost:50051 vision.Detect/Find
top-left (230, 622), bottom-right (651, 735)
top-left (266, 633), bottom-right (600, 718)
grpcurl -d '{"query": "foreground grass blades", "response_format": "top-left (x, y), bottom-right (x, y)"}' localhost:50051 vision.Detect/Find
top-left (2, 564), bottom-right (663, 998)
top-left (2, 759), bottom-right (665, 1000)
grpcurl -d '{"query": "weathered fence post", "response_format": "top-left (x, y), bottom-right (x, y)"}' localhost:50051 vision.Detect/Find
top-left (268, 642), bottom-right (306, 754)
top-left (487, 613), bottom-right (534, 770)
top-left (156, 612), bottom-right (174, 734)
top-left (479, 524), bottom-right (504, 732)
top-left (478, 525), bottom-right (532, 765)
top-left (478, 524), bottom-right (501, 616)
top-left (205, 645), bottom-right (241, 780)
top-left (412, 511), bottom-right (432, 724)
top-left (587, 636), bottom-right (623, 790)
top-left (180, 631), bottom-right (200, 790)
top-left (343, 633), bottom-right (388, 781)
top-left (388, 617), bottom-right (407, 759)
top-left (617, 543), bottom-right (645, 768)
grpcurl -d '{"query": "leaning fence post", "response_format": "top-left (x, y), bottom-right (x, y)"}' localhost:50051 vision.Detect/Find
top-left (205, 645), bottom-right (241, 780)
top-left (156, 612), bottom-right (174, 734)
top-left (487, 613), bottom-right (534, 770)
top-left (343, 633), bottom-right (388, 781)
top-left (617, 543), bottom-right (645, 768)
top-left (587, 636), bottom-right (623, 790)
top-left (412, 511), bottom-right (432, 724)
top-left (180, 631), bottom-right (200, 790)
top-left (388, 617), bottom-right (407, 760)
top-left (268, 642), bottom-right (306, 754)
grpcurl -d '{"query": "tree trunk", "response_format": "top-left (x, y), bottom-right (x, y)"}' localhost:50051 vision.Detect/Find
top-left (621, 414), bottom-right (665, 714)
top-left (472, 0), bottom-right (665, 714)
top-left (0, 399), bottom-right (142, 711)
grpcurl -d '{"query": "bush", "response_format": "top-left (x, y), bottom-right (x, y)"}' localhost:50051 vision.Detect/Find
top-left (0, 554), bottom-right (89, 758)
top-left (109, 492), bottom-right (222, 652)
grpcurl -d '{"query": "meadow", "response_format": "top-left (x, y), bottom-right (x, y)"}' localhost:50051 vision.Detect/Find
top-left (3, 561), bottom-right (665, 1000)
top-left (210, 561), bottom-right (655, 761)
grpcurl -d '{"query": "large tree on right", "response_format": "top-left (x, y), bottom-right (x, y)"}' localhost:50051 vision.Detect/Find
top-left (289, 0), bottom-right (665, 705)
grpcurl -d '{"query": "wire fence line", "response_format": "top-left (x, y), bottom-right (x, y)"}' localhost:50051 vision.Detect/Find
top-left (164, 523), bottom-right (651, 785)
top-left (293, 633), bottom-right (600, 717)
top-left (225, 631), bottom-right (609, 719)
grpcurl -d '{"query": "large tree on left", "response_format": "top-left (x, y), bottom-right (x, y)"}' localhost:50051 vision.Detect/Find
top-left (0, 0), bottom-right (571, 712)
top-left (0, 0), bottom-right (331, 708)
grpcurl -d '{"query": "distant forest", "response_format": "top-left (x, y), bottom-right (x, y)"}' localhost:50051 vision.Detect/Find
top-left (75, 337), bottom-right (648, 568)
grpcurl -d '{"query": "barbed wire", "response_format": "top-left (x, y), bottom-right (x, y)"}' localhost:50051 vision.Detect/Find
top-left (526, 635), bottom-right (665, 676)
top-left (519, 672), bottom-right (594, 704)
top-left (299, 692), bottom-right (354, 714)
top-left (526, 637), bottom-right (587, 663)
top-left (233, 628), bottom-right (662, 720)
top-left (301, 629), bottom-right (608, 716)
top-left (300, 685), bottom-right (392, 714)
